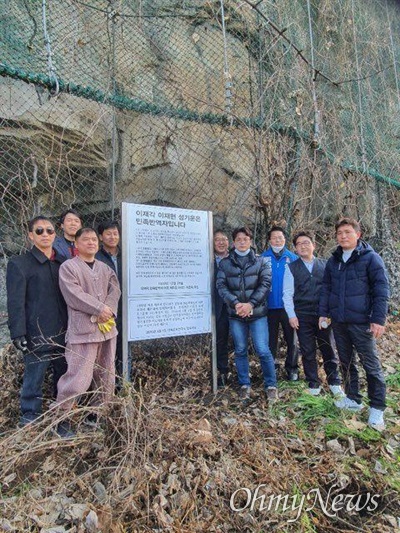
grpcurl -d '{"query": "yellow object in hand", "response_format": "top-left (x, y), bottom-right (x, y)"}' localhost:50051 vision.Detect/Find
top-left (98, 317), bottom-right (116, 334)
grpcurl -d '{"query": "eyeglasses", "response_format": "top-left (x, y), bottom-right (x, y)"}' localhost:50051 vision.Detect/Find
top-left (34, 227), bottom-right (55, 235)
top-left (214, 238), bottom-right (228, 243)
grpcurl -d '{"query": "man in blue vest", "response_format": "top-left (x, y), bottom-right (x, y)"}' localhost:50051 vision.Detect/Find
top-left (262, 226), bottom-right (299, 380)
top-left (283, 231), bottom-right (343, 396)
top-left (319, 218), bottom-right (389, 431)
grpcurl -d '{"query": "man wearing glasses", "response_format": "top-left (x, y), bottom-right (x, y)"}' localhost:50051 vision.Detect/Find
top-left (6, 216), bottom-right (68, 427)
top-left (213, 230), bottom-right (230, 387)
top-left (283, 231), bottom-right (343, 397)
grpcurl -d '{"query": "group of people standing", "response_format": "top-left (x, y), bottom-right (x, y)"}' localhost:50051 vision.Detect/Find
top-left (214, 219), bottom-right (389, 431)
top-left (6, 211), bottom-right (390, 436)
top-left (6, 210), bottom-right (122, 437)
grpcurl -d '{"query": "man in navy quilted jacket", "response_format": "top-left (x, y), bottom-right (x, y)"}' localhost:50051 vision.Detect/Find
top-left (319, 218), bottom-right (389, 431)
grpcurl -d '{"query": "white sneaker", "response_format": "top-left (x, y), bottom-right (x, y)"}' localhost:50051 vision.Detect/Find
top-left (368, 408), bottom-right (385, 431)
top-left (334, 396), bottom-right (364, 411)
top-left (308, 387), bottom-right (321, 396)
top-left (329, 385), bottom-right (346, 397)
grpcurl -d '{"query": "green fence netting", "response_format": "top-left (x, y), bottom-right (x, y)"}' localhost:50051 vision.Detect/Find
top-left (1, 0), bottom-right (400, 309)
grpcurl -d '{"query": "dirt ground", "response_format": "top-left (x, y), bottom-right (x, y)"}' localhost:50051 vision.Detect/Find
top-left (0, 319), bottom-right (399, 532)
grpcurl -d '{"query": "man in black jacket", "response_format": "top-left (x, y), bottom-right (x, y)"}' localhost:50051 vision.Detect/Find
top-left (216, 226), bottom-right (277, 402)
top-left (95, 220), bottom-right (123, 379)
top-left (6, 216), bottom-right (68, 426)
top-left (319, 218), bottom-right (390, 431)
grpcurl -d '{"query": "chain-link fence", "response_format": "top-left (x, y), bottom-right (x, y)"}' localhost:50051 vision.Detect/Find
top-left (1, 0), bottom-right (400, 313)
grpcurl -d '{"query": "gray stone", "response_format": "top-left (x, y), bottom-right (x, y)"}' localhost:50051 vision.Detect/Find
top-left (374, 460), bottom-right (388, 474)
top-left (29, 488), bottom-right (44, 500)
top-left (93, 481), bottom-right (107, 503)
top-left (65, 503), bottom-right (89, 520)
top-left (85, 510), bottom-right (99, 533)
top-left (222, 417), bottom-right (238, 426)
top-left (326, 439), bottom-right (344, 454)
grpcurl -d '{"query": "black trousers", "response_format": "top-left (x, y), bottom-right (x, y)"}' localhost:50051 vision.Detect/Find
top-left (268, 308), bottom-right (299, 373)
top-left (297, 314), bottom-right (341, 388)
top-left (332, 321), bottom-right (386, 410)
top-left (115, 329), bottom-right (123, 379)
top-left (216, 305), bottom-right (230, 374)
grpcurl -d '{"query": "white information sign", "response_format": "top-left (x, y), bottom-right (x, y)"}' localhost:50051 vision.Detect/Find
top-left (122, 203), bottom-right (213, 341)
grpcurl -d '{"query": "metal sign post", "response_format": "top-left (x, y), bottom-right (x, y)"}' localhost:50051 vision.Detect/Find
top-left (121, 202), bottom-right (130, 380)
top-left (208, 215), bottom-right (217, 394)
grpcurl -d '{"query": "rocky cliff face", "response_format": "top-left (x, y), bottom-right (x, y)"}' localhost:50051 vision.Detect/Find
top-left (1, 0), bottom-right (400, 310)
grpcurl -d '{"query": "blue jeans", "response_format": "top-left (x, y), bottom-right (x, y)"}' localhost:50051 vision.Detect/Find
top-left (229, 316), bottom-right (277, 388)
top-left (20, 349), bottom-right (67, 422)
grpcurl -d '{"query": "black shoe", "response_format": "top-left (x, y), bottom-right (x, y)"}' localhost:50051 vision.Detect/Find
top-left (83, 413), bottom-right (98, 428)
top-left (56, 421), bottom-right (76, 439)
top-left (217, 373), bottom-right (229, 389)
top-left (287, 371), bottom-right (299, 382)
top-left (18, 415), bottom-right (40, 428)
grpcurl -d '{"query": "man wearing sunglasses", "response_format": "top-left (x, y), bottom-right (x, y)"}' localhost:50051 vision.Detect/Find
top-left (6, 216), bottom-right (68, 427)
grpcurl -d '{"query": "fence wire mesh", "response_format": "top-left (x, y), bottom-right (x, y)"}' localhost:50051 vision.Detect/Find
top-left (1, 0), bottom-right (400, 312)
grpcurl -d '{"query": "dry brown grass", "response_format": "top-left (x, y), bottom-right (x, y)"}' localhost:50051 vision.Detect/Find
top-left (0, 324), bottom-right (399, 532)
